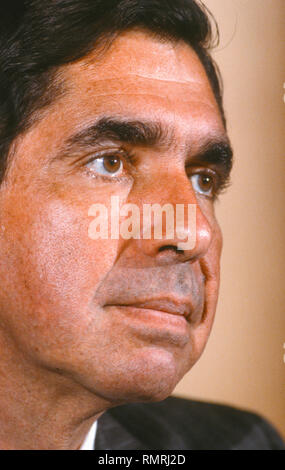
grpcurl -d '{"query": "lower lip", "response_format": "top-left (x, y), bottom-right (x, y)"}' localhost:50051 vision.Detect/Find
top-left (105, 305), bottom-right (190, 346)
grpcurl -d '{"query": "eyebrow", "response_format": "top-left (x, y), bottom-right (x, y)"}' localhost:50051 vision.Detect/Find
top-left (57, 116), bottom-right (233, 174)
top-left (189, 139), bottom-right (233, 176)
top-left (64, 116), bottom-right (174, 150)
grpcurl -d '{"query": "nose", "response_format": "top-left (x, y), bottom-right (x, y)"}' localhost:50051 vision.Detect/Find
top-left (132, 171), bottom-right (213, 263)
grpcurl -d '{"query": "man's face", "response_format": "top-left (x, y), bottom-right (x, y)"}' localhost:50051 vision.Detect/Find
top-left (0, 31), bottom-right (230, 403)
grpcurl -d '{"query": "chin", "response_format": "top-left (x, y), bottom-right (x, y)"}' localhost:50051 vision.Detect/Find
top-left (78, 346), bottom-right (193, 406)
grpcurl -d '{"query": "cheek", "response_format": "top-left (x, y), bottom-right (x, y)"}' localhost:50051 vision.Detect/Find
top-left (183, 216), bottom-right (222, 361)
top-left (198, 198), bottom-right (223, 277)
top-left (208, 220), bottom-right (223, 279)
top-left (31, 201), bottom-right (118, 306)
top-left (0, 194), bottom-right (119, 346)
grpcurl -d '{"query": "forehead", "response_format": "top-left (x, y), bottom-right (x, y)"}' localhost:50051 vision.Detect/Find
top-left (55, 30), bottom-right (224, 140)
top-left (12, 30), bottom-right (225, 171)
top-left (79, 30), bottom-right (207, 83)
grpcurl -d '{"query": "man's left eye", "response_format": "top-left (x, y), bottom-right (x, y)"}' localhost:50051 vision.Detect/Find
top-left (190, 173), bottom-right (215, 197)
top-left (86, 155), bottom-right (123, 176)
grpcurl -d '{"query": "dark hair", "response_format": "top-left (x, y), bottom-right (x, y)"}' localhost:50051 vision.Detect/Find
top-left (0, 0), bottom-right (225, 182)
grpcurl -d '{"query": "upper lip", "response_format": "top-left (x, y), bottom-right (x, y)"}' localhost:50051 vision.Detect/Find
top-left (110, 297), bottom-right (193, 321)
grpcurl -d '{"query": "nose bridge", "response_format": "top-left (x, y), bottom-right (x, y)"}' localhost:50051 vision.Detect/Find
top-left (134, 170), bottom-right (213, 260)
top-left (156, 170), bottom-right (195, 205)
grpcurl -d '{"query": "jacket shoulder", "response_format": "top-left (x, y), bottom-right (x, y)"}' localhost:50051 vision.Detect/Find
top-left (106, 396), bottom-right (285, 450)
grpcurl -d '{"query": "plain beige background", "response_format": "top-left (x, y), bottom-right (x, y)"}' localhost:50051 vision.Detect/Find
top-left (174, 0), bottom-right (285, 439)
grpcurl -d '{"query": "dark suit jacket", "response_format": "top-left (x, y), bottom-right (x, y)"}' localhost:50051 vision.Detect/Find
top-left (95, 396), bottom-right (284, 450)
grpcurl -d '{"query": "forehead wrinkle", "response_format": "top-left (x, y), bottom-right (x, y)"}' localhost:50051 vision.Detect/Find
top-left (68, 71), bottom-right (206, 91)
top-left (62, 72), bottom-right (209, 109)
top-left (73, 73), bottom-right (201, 85)
top-left (66, 93), bottom-right (219, 115)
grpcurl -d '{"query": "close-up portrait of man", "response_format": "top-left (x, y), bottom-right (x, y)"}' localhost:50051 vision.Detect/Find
top-left (0, 0), bottom-right (284, 450)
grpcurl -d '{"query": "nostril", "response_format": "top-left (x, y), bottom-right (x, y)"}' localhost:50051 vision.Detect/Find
top-left (158, 245), bottom-right (184, 255)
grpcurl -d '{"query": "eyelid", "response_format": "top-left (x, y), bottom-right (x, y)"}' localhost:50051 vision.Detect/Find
top-left (84, 148), bottom-right (136, 165)
top-left (82, 147), bottom-right (137, 181)
top-left (186, 166), bottom-right (217, 180)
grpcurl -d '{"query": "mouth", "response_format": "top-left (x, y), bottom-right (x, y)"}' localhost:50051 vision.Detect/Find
top-left (105, 297), bottom-right (192, 322)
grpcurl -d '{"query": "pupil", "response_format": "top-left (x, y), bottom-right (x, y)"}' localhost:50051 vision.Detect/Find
top-left (200, 175), bottom-right (212, 190)
top-left (103, 156), bottom-right (120, 173)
